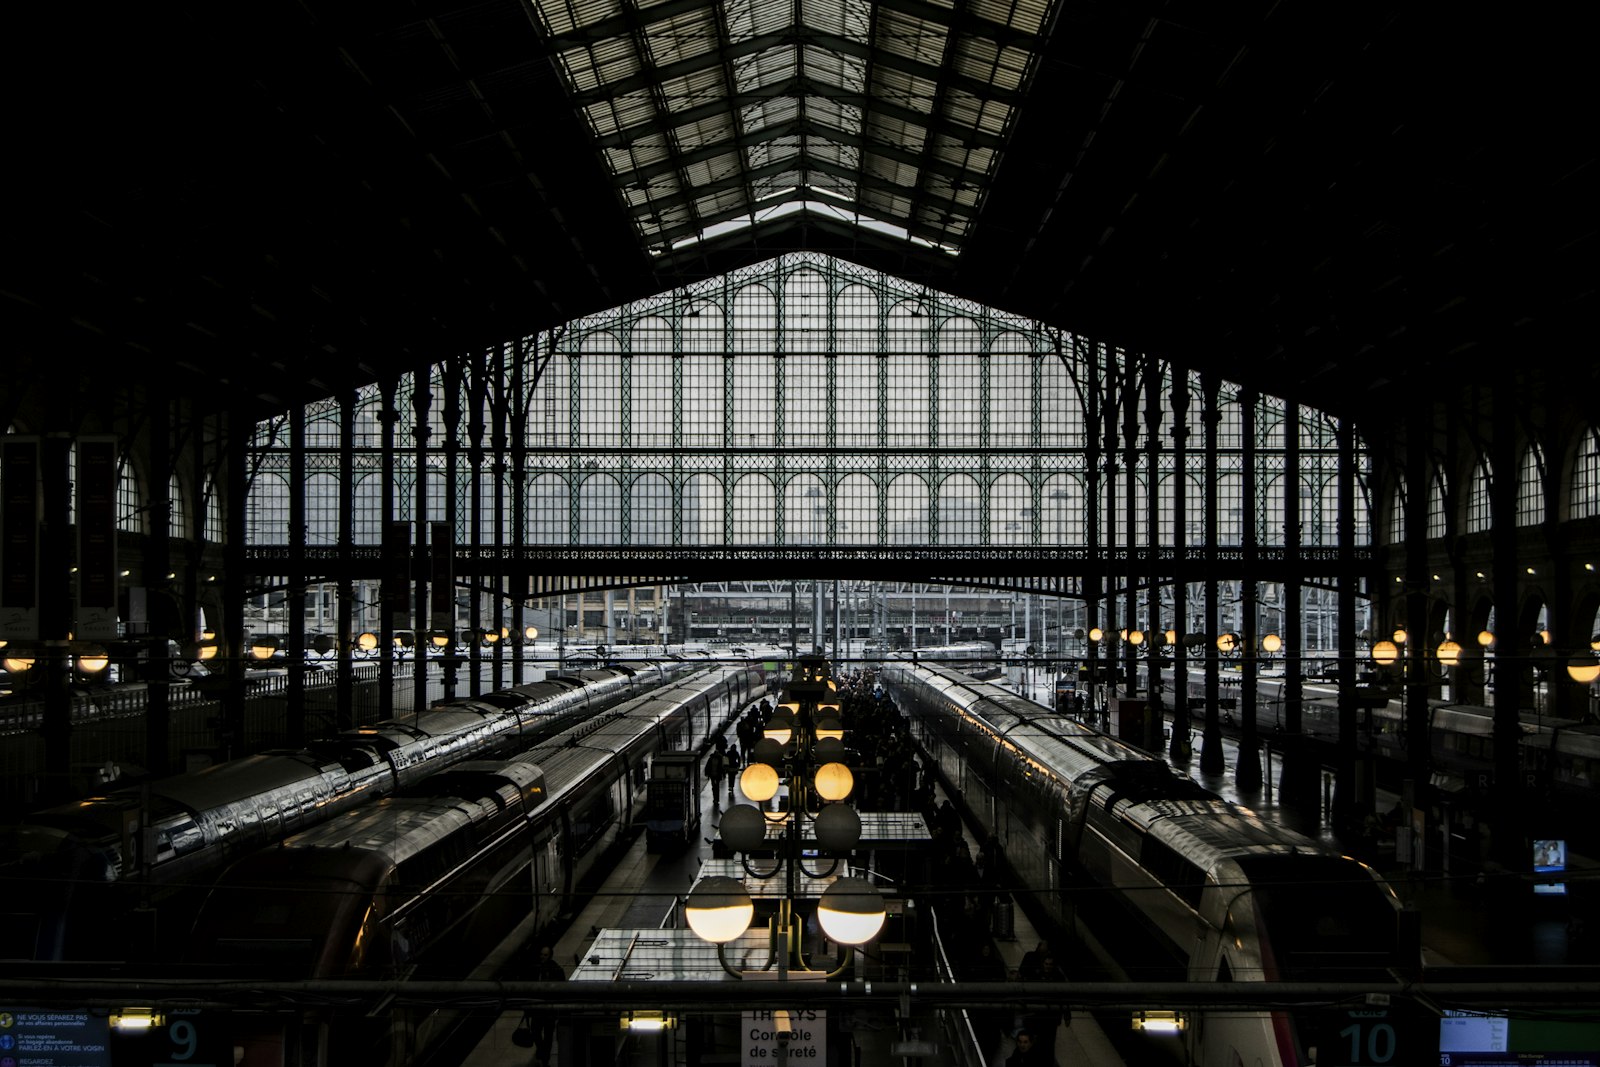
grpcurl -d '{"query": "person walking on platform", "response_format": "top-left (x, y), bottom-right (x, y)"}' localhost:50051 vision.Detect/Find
top-left (530, 943), bottom-right (565, 1067)
top-left (719, 737), bottom-right (737, 801)
top-left (704, 745), bottom-right (727, 810)
top-left (1005, 1028), bottom-right (1055, 1067)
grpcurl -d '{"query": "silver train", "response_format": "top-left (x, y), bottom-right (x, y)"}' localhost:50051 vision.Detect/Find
top-left (0, 660), bottom-right (694, 961)
top-left (882, 660), bottom-right (1404, 1067)
top-left (1164, 665), bottom-right (1598, 840)
top-left (183, 663), bottom-right (764, 1065)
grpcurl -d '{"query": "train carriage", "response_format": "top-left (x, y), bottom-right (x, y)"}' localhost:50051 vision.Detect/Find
top-left (882, 660), bottom-right (1403, 1067)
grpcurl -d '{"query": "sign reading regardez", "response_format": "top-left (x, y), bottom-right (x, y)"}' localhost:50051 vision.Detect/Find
top-left (742, 1008), bottom-right (826, 1063)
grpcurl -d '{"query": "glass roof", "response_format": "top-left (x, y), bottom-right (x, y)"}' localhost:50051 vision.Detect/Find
top-left (527, 0), bottom-right (1060, 255)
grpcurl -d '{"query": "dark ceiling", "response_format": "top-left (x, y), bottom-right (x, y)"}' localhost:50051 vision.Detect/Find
top-left (28, 1), bottom-right (1598, 431)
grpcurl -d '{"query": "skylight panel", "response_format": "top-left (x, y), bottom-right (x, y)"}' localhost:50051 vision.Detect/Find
top-left (741, 97), bottom-right (799, 133)
top-left (673, 114), bottom-right (737, 153)
top-left (875, 8), bottom-right (951, 68)
top-left (731, 46), bottom-right (799, 93)
top-left (747, 135), bottom-right (802, 170)
top-left (750, 173), bottom-right (803, 198)
top-left (606, 131), bottom-right (672, 173)
top-left (533, 0), bottom-right (1061, 256)
top-left (799, 0), bottom-right (870, 43)
top-left (872, 67), bottom-right (937, 115)
top-left (559, 36), bottom-right (643, 94)
top-left (864, 113), bottom-right (929, 156)
top-left (800, 47), bottom-right (867, 95)
top-left (534, 0), bottom-right (623, 37)
top-left (642, 8), bottom-right (720, 67)
top-left (971, 0), bottom-right (1049, 35)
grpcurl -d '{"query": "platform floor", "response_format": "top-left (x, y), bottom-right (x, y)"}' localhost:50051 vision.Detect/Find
top-left (456, 692), bottom-right (1595, 1067)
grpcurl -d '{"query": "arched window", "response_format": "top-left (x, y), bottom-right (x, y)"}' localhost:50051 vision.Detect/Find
top-left (117, 455), bottom-right (142, 533)
top-left (630, 474), bottom-right (673, 544)
top-left (682, 474), bottom-right (725, 544)
top-left (1043, 474), bottom-right (1085, 546)
top-left (204, 473), bottom-right (225, 544)
top-left (1574, 429), bottom-right (1600, 519)
top-left (937, 473), bottom-right (982, 544)
top-left (1389, 483), bottom-right (1406, 546)
top-left (732, 474), bottom-right (776, 544)
top-left (837, 475), bottom-right (878, 543)
top-left (578, 474), bottom-right (621, 544)
top-left (246, 473), bottom-right (289, 544)
top-left (1519, 442), bottom-right (1547, 524)
top-left (1465, 457), bottom-right (1492, 533)
top-left (169, 472), bottom-right (187, 539)
top-left (989, 474), bottom-right (1032, 545)
top-left (527, 474), bottom-right (569, 543)
top-left (354, 474), bottom-right (383, 546)
top-left (1427, 468), bottom-right (1449, 539)
top-left (305, 473), bottom-right (340, 545)
top-left (784, 474), bottom-right (826, 544)
top-left (887, 474), bottom-right (929, 544)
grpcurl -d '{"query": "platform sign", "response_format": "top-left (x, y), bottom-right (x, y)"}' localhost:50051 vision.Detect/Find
top-left (1319, 1002), bottom-right (1435, 1067)
top-left (742, 1008), bottom-right (826, 1064)
top-left (106, 1010), bottom-right (239, 1067)
top-left (0, 1009), bottom-right (110, 1066)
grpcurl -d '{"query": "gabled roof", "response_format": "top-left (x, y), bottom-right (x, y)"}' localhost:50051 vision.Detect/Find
top-left (22, 2), bottom-right (1597, 435)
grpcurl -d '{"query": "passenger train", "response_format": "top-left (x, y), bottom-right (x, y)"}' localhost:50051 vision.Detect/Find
top-left (0, 659), bottom-right (697, 962)
top-left (882, 661), bottom-right (1404, 1067)
top-left (1162, 665), bottom-right (1599, 842)
top-left (182, 663), bottom-right (764, 1065)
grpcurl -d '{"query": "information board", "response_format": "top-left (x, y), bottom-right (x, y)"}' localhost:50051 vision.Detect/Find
top-left (742, 1009), bottom-right (826, 1064)
top-left (0, 1009), bottom-right (110, 1067)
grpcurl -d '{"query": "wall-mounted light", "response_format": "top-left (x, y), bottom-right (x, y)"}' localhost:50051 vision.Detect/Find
top-left (110, 1008), bottom-right (163, 1031)
top-left (619, 1011), bottom-right (675, 1032)
top-left (1131, 1010), bottom-right (1184, 1033)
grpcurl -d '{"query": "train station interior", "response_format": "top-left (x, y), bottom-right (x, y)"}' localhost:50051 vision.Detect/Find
top-left (7, 1), bottom-right (1600, 1065)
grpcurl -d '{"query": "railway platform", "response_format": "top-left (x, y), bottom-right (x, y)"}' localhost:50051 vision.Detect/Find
top-left (454, 688), bottom-right (1595, 1067)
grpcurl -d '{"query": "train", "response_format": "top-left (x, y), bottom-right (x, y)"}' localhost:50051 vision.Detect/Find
top-left (181, 662), bottom-right (765, 1065)
top-left (0, 659), bottom-right (700, 962)
top-left (881, 660), bottom-right (1405, 1067)
top-left (1159, 665), bottom-right (1598, 845)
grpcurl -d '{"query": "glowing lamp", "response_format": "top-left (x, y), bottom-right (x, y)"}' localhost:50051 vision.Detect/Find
top-left (684, 875), bottom-right (754, 943)
top-left (1261, 633), bottom-right (1282, 654)
top-left (1568, 661), bottom-right (1600, 684)
top-left (813, 761), bottom-right (854, 802)
top-left (1372, 639), bottom-right (1399, 666)
top-left (817, 876), bottom-right (886, 946)
top-left (1436, 639), bottom-right (1462, 667)
top-left (740, 761), bottom-right (781, 803)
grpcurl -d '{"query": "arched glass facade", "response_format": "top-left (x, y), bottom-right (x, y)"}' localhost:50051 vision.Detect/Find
top-left (245, 253), bottom-right (1374, 554)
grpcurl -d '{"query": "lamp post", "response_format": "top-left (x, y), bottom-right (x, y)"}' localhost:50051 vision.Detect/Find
top-left (685, 657), bottom-right (886, 981)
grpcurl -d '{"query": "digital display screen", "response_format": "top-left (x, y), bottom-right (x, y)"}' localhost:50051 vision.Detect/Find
top-left (1533, 839), bottom-right (1567, 895)
top-left (1439, 1010), bottom-right (1600, 1066)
